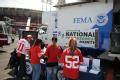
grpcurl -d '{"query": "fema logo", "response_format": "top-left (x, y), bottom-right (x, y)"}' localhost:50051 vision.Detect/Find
top-left (96, 14), bottom-right (108, 26)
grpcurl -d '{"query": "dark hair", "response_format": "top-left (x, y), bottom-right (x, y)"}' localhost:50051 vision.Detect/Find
top-left (41, 42), bottom-right (45, 49)
top-left (34, 39), bottom-right (42, 45)
top-left (52, 37), bottom-right (57, 42)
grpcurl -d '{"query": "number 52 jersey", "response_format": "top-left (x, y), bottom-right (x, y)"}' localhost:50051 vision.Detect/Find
top-left (59, 48), bottom-right (83, 79)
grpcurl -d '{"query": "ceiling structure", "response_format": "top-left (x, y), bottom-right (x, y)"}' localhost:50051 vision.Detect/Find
top-left (0, 7), bottom-right (42, 19)
top-left (0, 7), bottom-right (42, 28)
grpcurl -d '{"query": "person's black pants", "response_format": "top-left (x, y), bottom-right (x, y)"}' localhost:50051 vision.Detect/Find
top-left (16, 54), bottom-right (26, 80)
top-left (14, 61), bottom-right (19, 76)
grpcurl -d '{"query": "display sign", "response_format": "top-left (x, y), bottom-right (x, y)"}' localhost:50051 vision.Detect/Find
top-left (54, 29), bottom-right (99, 48)
top-left (65, 29), bottom-right (98, 48)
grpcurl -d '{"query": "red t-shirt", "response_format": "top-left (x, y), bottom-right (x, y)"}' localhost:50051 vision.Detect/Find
top-left (59, 48), bottom-right (83, 79)
top-left (45, 43), bottom-right (62, 63)
top-left (30, 45), bottom-right (42, 64)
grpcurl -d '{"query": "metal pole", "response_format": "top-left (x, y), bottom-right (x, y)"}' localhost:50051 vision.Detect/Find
top-left (49, 1), bottom-right (53, 11)
top-left (46, 0), bottom-right (48, 11)
top-left (42, 1), bottom-right (43, 11)
top-left (37, 14), bottom-right (39, 26)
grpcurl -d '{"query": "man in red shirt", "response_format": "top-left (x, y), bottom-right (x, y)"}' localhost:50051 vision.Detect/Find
top-left (45, 37), bottom-right (62, 80)
top-left (59, 37), bottom-right (83, 80)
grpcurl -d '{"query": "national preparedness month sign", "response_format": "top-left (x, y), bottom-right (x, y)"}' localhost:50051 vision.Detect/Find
top-left (64, 29), bottom-right (98, 48)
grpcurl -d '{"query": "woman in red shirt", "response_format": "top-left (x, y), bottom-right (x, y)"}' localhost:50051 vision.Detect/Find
top-left (30, 39), bottom-right (42, 80)
top-left (59, 37), bottom-right (83, 80)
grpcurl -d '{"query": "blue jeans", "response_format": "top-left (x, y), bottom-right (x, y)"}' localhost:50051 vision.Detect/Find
top-left (32, 64), bottom-right (41, 80)
top-left (46, 66), bottom-right (58, 80)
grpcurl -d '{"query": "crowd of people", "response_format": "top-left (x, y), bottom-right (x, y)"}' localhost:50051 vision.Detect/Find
top-left (11, 35), bottom-right (84, 80)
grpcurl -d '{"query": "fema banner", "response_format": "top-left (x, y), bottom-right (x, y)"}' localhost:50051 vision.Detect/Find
top-left (57, 0), bottom-right (113, 50)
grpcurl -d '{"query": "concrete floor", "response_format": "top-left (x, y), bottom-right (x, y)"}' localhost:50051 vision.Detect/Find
top-left (0, 37), bottom-right (18, 80)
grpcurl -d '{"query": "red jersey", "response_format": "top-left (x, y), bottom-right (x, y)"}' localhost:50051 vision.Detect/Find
top-left (30, 45), bottom-right (42, 64)
top-left (59, 48), bottom-right (83, 79)
top-left (45, 43), bottom-right (62, 63)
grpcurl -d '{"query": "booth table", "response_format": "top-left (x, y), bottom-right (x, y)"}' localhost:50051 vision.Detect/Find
top-left (79, 68), bottom-right (104, 80)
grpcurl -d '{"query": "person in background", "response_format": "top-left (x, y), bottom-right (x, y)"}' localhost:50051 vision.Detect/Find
top-left (16, 35), bottom-right (32, 80)
top-left (45, 37), bottom-right (62, 80)
top-left (40, 42), bottom-right (47, 64)
top-left (39, 41), bottom-right (47, 80)
top-left (30, 39), bottom-right (43, 80)
top-left (59, 37), bottom-right (83, 80)
top-left (41, 41), bottom-right (46, 55)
